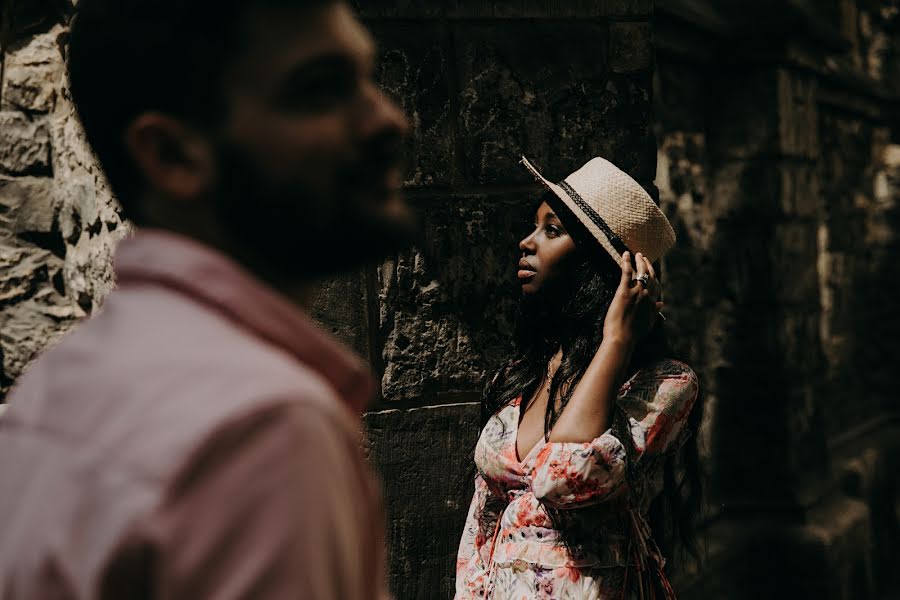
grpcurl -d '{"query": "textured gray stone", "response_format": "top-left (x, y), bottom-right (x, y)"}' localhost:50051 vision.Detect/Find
top-left (1, 26), bottom-right (64, 113)
top-left (353, 0), bottom-right (652, 18)
top-left (378, 194), bottom-right (531, 403)
top-left (308, 270), bottom-right (370, 360)
top-left (0, 299), bottom-right (78, 390)
top-left (770, 222), bottom-right (819, 307)
top-left (0, 112), bottom-right (51, 175)
top-left (0, 0), bottom-right (69, 44)
top-left (708, 160), bottom-right (781, 219)
top-left (776, 70), bottom-right (818, 160)
top-left (0, 246), bottom-right (60, 306)
top-left (369, 22), bottom-right (454, 187)
top-left (364, 402), bottom-right (481, 599)
top-left (11, 180), bottom-right (58, 236)
top-left (706, 70), bottom-right (778, 161)
top-left (778, 163), bottom-right (820, 217)
top-left (0, 177), bottom-right (53, 231)
top-left (609, 21), bottom-right (654, 73)
top-left (455, 23), bottom-right (654, 185)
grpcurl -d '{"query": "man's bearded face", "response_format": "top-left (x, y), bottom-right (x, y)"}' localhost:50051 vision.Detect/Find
top-left (213, 2), bottom-right (416, 279)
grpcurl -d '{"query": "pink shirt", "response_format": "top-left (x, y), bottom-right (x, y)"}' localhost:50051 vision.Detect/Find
top-left (0, 230), bottom-right (389, 599)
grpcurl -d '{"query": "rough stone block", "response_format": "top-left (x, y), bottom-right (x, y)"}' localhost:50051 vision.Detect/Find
top-left (683, 495), bottom-right (875, 600)
top-left (709, 160), bottom-right (780, 219)
top-left (609, 21), bottom-right (654, 73)
top-left (0, 298), bottom-right (78, 395)
top-left (353, 0), bottom-right (652, 18)
top-left (0, 177), bottom-right (52, 229)
top-left (0, 112), bottom-right (52, 176)
top-left (1, 0), bottom-right (67, 44)
top-left (369, 22), bottom-right (455, 187)
top-left (835, 429), bottom-right (900, 594)
top-left (709, 161), bottom-right (823, 221)
top-left (60, 226), bottom-right (125, 315)
top-left (771, 222), bottom-right (820, 306)
top-left (456, 23), bottom-right (654, 185)
top-left (778, 163), bottom-right (820, 217)
top-left (364, 402), bottom-right (481, 599)
top-left (776, 70), bottom-right (819, 160)
top-left (1, 26), bottom-right (64, 113)
top-left (352, 0), bottom-right (451, 18)
top-left (377, 194), bottom-right (532, 403)
top-left (308, 269), bottom-right (370, 360)
top-left (0, 245), bottom-right (61, 306)
top-left (776, 310), bottom-right (823, 376)
top-left (820, 114), bottom-right (872, 180)
top-left (706, 70), bottom-right (778, 161)
top-left (58, 182), bottom-right (100, 244)
top-left (10, 181), bottom-right (58, 236)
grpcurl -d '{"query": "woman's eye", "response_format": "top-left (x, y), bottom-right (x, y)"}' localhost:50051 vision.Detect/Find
top-left (544, 225), bottom-right (560, 237)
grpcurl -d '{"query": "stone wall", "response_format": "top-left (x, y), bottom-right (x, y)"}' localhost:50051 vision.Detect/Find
top-left (0, 1), bottom-right (128, 399)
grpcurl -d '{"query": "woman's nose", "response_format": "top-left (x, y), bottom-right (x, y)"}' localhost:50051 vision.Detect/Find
top-left (519, 232), bottom-right (536, 254)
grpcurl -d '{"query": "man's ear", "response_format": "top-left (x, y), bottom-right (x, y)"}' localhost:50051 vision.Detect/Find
top-left (124, 113), bottom-right (215, 202)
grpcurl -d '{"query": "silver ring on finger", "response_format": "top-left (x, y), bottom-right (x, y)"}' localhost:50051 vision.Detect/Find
top-left (635, 274), bottom-right (650, 287)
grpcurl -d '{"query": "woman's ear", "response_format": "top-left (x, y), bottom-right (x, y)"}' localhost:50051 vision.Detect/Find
top-left (124, 112), bottom-right (215, 202)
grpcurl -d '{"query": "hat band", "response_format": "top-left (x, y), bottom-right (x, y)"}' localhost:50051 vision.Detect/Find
top-left (558, 180), bottom-right (630, 255)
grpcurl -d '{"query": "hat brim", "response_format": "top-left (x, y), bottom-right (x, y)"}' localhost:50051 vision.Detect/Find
top-left (519, 156), bottom-right (624, 269)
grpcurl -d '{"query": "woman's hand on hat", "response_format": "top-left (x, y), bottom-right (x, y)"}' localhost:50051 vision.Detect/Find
top-left (602, 251), bottom-right (664, 347)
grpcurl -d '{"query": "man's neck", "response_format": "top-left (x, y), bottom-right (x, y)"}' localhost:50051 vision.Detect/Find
top-left (138, 211), bottom-right (315, 311)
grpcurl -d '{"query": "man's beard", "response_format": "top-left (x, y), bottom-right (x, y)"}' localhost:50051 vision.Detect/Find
top-left (212, 141), bottom-right (419, 281)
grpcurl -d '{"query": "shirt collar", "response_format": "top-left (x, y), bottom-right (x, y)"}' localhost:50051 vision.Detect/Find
top-left (114, 229), bottom-right (375, 415)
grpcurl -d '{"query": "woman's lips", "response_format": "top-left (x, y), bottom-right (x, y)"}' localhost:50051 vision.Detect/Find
top-left (517, 260), bottom-right (536, 280)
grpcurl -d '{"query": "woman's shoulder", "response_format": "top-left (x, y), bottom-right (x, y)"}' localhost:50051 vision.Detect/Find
top-left (631, 358), bottom-right (698, 391)
top-left (655, 357), bottom-right (696, 378)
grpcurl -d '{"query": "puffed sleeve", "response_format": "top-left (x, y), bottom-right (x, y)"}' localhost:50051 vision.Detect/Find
top-left (530, 360), bottom-right (699, 509)
top-left (455, 474), bottom-right (502, 599)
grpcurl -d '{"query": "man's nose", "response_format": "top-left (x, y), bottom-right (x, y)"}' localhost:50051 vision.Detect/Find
top-left (358, 81), bottom-right (409, 139)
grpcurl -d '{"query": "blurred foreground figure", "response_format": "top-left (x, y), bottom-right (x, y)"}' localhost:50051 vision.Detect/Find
top-left (0, 1), bottom-right (414, 598)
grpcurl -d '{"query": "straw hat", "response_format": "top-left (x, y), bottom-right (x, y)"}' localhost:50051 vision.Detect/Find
top-left (520, 156), bottom-right (676, 265)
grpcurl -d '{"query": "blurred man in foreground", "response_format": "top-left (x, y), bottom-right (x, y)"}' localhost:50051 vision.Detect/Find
top-left (0, 1), bottom-right (414, 597)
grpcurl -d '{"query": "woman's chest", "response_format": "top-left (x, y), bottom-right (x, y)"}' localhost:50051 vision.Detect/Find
top-left (474, 402), bottom-right (545, 492)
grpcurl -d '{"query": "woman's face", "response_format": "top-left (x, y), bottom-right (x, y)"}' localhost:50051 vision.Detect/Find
top-left (517, 201), bottom-right (577, 296)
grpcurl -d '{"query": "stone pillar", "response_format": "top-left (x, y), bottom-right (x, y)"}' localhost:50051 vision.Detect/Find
top-left (703, 66), bottom-right (830, 510)
top-left (656, 0), bottom-right (900, 598)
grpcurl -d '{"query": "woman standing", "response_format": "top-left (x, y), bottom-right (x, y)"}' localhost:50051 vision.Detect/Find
top-left (455, 156), bottom-right (702, 599)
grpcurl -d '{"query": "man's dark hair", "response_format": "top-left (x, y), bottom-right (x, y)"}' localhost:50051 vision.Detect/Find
top-left (67, 0), bottom-right (331, 223)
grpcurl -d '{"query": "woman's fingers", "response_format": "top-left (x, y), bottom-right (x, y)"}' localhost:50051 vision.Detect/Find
top-left (635, 253), bottom-right (647, 280)
top-left (621, 251), bottom-right (633, 284)
top-left (644, 256), bottom-right (656, 280)
top-left (643, 256), bottom-right (661, 297)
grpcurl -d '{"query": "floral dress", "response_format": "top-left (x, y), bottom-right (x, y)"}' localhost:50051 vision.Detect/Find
top-left (455, 359), bottom-right (699, 600)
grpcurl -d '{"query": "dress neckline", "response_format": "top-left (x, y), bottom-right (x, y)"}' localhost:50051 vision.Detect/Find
top-left (512, 396), bottom-right (546, 465)
top-left (510, 363), bottom-right (652, 465)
